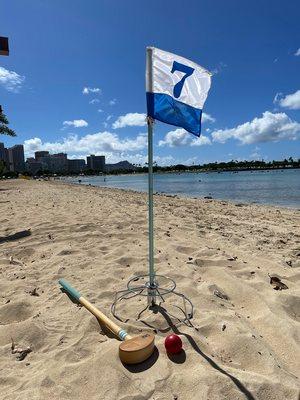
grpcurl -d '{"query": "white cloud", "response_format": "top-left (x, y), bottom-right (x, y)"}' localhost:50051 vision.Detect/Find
top-left (82, 87), bottom-right (101, 95)
top-left (89, 98), bottom-right (100, 104)
top-left (154, 155), bottom-right (176, 166)
top-left (249, 146), bottom-right (261, 159)
top-left (112, 111), bottom-right (211, 131)
top-left (23, 136), bottom-right (208, 167)
top-left (118, 154), bottom-right (200, 167)
top-left (155, 155), bottom-right (204, 166)
top-left (108, 152), bottom-right (147, 165)
top-left (250, 151), bottom-right (261, 159)
top-left (273, 92), bottom-right (282, 104)
top-left (0, 66), bottom-right (25, 92)
top-left (23, 137), bottom-right (43, 153)
top-left (202, 113), bottom-right (215, 123)
top-left (123, 154), bottom-right (176, 167)
top-left (276, 90), bottom-right (300, 110)
top-left (158, 128), bottom-right (211, 147)
top-left (24, 131), bottom-right (148, 159)
top-left (191, 135), bottom-right (212, 146)
top-left (159, 129), bottom-right (190, 147)
top-left (98, 109), bottom-right (104, 113)
top-left (109, 99), bottom-right (117, 106)
top-left (63, 119), bottom-right (88, 128)
top-left (294, 48), bottom-right (300, 56)
top-left (102, 115), bottom-right (112, 128)
top-left (212, 111), bottom-right (300, 144)
top-left (112, 113), bottom-right (146, 129)
top-left (23, 137), bottom-right (145, 165)
top-left (211, 61), bottom-right (227, 75)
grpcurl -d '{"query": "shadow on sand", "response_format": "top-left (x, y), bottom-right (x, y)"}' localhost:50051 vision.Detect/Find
top-left (157, 306), bottom-right (256, 400)
top-left (59, 287), bottom-right (255, 398)
top-left (0, 229), bottom-right (31, 244)
top-left (123, 347), bottom-right (159, 373)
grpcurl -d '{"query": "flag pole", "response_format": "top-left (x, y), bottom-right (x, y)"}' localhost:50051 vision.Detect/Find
top-left (146, 47), bottom-right (156, 304)
top-left (147, 117), bottom-right (155, 284)
top-left (111, 47), bottom-right (195, 324)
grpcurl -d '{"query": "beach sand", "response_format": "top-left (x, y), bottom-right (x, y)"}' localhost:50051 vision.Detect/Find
top-left (0, 179), bottom-right (299, 400)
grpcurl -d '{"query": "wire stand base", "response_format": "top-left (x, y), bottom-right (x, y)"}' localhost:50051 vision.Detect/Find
top-left (111, 275), bottom-right (194, 330)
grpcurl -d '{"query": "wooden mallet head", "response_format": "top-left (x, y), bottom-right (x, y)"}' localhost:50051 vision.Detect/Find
top-left (119, 333), bottom-right (155, 364)
top-left (58, 279), bottom-right (156, 365)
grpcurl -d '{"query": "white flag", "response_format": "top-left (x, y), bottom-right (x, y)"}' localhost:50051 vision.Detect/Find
top-left (146, 47), bottom-right (211, 136)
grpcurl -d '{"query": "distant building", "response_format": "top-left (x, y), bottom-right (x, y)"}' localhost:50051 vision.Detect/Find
top-left (0, 142), bottom-right (5, 160)
top-left (0, 142), bottom-right (9, 170)
top-left (38, 156), bottom-right (53, 172)
top-left (25, 158), bottom-right (44, 175)
top-left (52, 153), bottom-right (68, 172)
top-left (8, 144), bottom-right (25, 172)
top-left (68, 159), bottom-right (86, 173)
top-left (87, 155), bottom-right (105, 172)
top-left (35, 151), bottom-right (49, 161)
top-left (39, 152), bottom-right (68, 173)
top-left (27, 151), bottom-right (85, 174)
top-left (105, 160), bottom-right (135, 172)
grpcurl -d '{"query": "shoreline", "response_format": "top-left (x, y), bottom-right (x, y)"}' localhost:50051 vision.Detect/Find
top-left (61, 177), bottom-right (300, 210)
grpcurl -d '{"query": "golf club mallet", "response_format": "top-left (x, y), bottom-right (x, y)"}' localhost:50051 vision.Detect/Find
top-left (58, 279), bottom-right (155, 364)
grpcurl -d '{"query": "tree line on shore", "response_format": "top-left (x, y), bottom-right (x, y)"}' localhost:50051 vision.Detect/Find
top-left (1, 157), bottom-right (299, 178)
top-left (132, 157), bottom-right (299, 174)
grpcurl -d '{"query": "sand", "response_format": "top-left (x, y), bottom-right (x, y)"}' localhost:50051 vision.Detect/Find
top-left (0, 178), bottom-right (299, 400)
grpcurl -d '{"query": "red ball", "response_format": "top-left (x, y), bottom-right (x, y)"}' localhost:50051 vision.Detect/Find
top-left (164, 334), bottom-right (182, 354)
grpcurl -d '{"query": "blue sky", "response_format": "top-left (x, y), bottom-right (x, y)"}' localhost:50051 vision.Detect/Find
top-left (1, 0), bottom-right (300, 165)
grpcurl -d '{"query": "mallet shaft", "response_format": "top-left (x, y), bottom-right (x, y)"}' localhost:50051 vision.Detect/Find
top-left (59, 279), bottom-right (132, 341)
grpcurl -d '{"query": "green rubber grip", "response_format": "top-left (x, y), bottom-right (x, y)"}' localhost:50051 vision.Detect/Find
top-left (59, 279), bottom-right (81, 301)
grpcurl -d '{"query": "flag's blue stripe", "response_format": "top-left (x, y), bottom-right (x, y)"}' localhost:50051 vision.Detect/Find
top-left (146, 92), bottom-right (202, 137)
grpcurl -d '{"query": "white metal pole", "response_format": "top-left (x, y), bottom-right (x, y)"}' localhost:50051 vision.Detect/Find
top-left (147, 118), bottom-right (155, 286)
top-left (146, 47), bottom-right (156, 303)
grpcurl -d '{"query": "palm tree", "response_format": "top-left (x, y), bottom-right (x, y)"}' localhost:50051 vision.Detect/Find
top-left (0, 109), bottom-right (16, 136)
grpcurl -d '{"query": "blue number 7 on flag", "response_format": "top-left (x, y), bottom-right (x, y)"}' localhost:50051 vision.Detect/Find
top-left (171, 61), bottom-right (195, 98)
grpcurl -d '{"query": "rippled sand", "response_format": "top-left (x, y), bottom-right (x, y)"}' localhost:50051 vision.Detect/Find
top-left (0, 179), bottom-right (299, 400)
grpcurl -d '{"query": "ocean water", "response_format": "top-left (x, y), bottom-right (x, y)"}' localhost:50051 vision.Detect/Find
top-left (65, 169), bottom-right (300, 208)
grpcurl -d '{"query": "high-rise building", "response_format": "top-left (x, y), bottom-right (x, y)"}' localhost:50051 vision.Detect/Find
top-left (8, 144), bottom-right (25, 172)
top-left (35, 151), bottom-right (49, 161)
top-left (68, 159), bottom-right (86, 173)
top-left (0, 142), bottom-right (9, 171)
top-left (38, 153), bottom-right (68, 173)
top-left (87, 155), bottom-right (105, 171)
top-left (0, 142), bottom-right (5, 160)
top-left (25, 158), bottom-right (44, 175)
top-left (52, 153), bottom-right (68, 172)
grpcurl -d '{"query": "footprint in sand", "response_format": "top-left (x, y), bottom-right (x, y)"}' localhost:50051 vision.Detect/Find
top-left (280, 295), bottom-right (300, 322)
top-left (193, 258), bottom-right (231, 268)
top-left (174, 245), bottom-right (197, 255)
top-left (0, 301), bottom-right (33, 325)
top-left (57, 249), bottom-right (76, 256)
top-left (14, 247), bottom-right (35, 262)
top-left (115, 256), bottom-right (140, 267)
